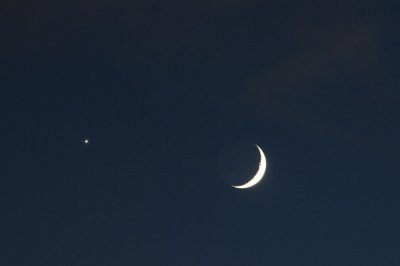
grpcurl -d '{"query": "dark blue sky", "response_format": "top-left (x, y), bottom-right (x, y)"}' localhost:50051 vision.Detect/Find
top-left (1, 0), bottom-right (400, 265)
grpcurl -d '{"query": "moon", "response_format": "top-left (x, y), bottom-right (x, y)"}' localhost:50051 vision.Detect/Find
top-left (232, 145), bottom-right (267, 189)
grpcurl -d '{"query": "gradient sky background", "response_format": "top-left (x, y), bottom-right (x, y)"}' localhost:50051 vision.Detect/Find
top-left (1, 0), bottom-right (400, 265)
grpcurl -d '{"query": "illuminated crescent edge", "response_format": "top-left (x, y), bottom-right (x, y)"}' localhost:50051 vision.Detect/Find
top-left (232, 145), bottom-right (267, 189)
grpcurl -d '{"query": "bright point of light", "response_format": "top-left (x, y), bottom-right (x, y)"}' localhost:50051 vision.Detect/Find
top-left (84, 139), bottom-right (89, 144)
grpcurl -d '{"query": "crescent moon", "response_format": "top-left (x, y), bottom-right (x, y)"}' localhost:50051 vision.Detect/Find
top-left (232, 145), bottom-right (267, 189)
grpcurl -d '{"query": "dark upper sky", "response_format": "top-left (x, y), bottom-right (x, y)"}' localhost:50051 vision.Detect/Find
top-left (1, 0), bottom-right (400, 265)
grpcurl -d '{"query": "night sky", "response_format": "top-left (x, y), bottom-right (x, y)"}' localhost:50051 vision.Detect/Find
top-left (1, 1), bottom-right (400, 265)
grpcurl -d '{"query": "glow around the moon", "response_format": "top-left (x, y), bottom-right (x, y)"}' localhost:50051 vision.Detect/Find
top-left (232, 145), bottom-right (267, 189)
